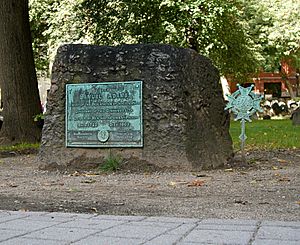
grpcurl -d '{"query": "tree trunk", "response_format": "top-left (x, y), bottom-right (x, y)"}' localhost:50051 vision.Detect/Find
top-left (296, 69), bottom-right (300, 97)
top-left (0, 0), bottom-right (42, 144)
top-left (284, 79), bottom-right (296, 99)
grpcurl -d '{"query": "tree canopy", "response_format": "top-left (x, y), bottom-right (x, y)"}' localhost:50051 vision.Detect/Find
top-left (29, 0), bottom-right (300, 80)
top-left (242, 0), bottom-right (300, 72)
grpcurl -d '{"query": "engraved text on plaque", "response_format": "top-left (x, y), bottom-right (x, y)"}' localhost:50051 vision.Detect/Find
top-left (65, 81), bottom-right (143, 147)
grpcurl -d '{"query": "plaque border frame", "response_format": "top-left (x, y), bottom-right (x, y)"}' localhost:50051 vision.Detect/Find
top-left (65, 81), bottom-right (143, 148)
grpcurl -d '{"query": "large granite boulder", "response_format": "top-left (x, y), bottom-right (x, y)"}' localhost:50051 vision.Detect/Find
top-left (39, 44), bottom-right (233, 170)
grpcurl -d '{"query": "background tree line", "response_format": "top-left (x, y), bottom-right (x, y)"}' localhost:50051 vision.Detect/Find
top-left (30, 0), bottom-right (300, 81)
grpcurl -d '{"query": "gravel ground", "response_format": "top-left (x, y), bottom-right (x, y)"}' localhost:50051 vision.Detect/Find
top-left (0, 149), bottom-right (299, 221)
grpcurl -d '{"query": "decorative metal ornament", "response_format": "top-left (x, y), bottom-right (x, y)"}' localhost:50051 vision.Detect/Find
top-left (97, 130), bottom-right (110, 142)
top-left (225, 84), bottom-right (263, 160)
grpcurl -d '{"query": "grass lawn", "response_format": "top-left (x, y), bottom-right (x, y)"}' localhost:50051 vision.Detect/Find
top-left (0, 142), bottom-right (40, 152)
top-left (230, 119), bottom-right (300, 150)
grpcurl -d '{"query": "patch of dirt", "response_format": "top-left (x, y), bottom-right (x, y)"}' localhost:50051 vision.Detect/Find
top-left (0, 149), bottom-right (299, 221)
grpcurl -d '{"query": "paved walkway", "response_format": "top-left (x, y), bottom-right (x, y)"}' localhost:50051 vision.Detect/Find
top-left (0, 210), bottom-right (299, 244)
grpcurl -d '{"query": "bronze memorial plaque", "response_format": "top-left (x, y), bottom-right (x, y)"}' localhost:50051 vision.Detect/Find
top-left (65, 81), bottom-right (143, 147)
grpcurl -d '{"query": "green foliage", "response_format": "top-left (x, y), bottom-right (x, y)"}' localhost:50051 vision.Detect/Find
top-left (33, 113), bottom-right (44, 122)
top-left (29, 0), bottom-right (260, 81)
top-left (78, 0), bottom-right (166, 45)
top-left (29, 0), bottom-right (89, 74)
top-left (77, 0), bottom-right (259, 81)
top-left (230, 119), bottom-right (300, 150)
top-left (99, 153), bottom-right (122, 172)
top-left (29, 0), bottom-right (56, 74)
top-left (29, 0), bottom-right (299, 81)
top-left (241, 0), bottom-right (300, 72)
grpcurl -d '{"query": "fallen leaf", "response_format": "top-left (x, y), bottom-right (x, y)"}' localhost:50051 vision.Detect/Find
top-left (193, 173), bottom-right (208, 177)
top-left (277, 159), bottom-right (288, 163)
top-left (278, 177), bottom-right (291, 182)
top-left (253, 178), bottom-right (263, 182)
top-left (234, 200), bottom-right (248, 205)
top-left (8, 183), bottom-right (18, 188)
top-left (69, 171), bottom-right (81, 176)
top-left (168, 181), bottom-right (189, 187)
top-left (69, 171), bottom-right (99, 177)
top-left (91, 207), bottom-right (98, 212)
top-left (272, 166), bottom-right (279, 170)
top-left (169, 181), bottom-right (177, 187)
top-left (147, 184), bottom-right (157, 189)
top-left (84, 173), bottom-right (100, 176)
top-left (81, 179), bottom-right (96, 184)
top-left (187, 180), bottom-right (205, 187)
top-left (224, 168), bottom-right (233, 172)
top-left (258, 202), bottom-right (270, 205)
top-left (112, 202), bottom-right (125, 206)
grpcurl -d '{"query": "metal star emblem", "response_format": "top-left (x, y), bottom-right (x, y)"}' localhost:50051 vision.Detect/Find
top-left (225, 84), bottom-right (263, 122)
top-left (225, 84), bottom-right (263, 162)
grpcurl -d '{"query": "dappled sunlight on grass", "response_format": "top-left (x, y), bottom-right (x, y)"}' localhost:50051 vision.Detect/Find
top-left (230, 119), bottom-right (300, 150)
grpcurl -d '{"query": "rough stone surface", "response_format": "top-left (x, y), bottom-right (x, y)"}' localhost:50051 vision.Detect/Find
top-left (39, 44), bottom-right (233, 170)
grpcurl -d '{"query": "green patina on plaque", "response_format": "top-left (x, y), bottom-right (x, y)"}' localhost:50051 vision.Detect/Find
top-left (65, 81), bottom-right (143, 147)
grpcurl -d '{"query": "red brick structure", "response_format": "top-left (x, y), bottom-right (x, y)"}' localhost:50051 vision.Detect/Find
top-left (227, 61), bottom-right (299, 98)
